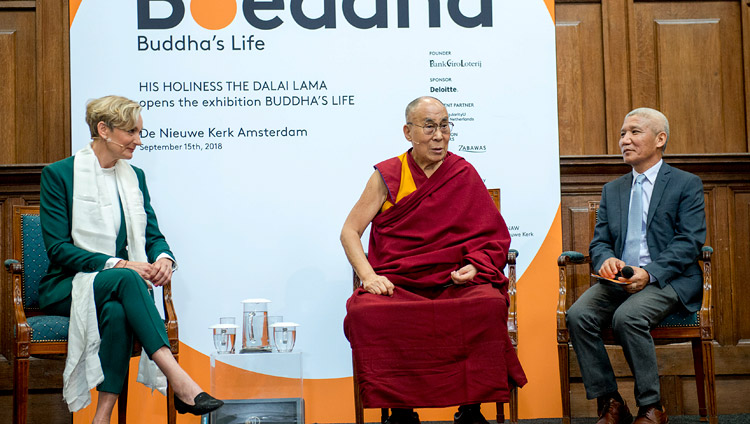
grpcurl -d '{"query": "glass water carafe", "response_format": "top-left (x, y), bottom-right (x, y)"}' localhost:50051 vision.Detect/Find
top-left (241, 298), bottom-right (271, 353)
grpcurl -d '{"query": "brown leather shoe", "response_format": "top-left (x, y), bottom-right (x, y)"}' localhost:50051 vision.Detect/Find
top-left (633, 407), bottom-right (668, 424)
top-left (596, 398), bottom-right (633, 424)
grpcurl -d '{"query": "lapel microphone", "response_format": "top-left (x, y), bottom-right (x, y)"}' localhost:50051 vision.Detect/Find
top-left (107, 138), bottom-right (127, 149)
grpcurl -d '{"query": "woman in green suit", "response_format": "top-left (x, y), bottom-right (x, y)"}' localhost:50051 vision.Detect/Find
top-left (40, 95), bottom-right (222, 423)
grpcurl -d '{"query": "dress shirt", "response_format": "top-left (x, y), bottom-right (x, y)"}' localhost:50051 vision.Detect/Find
top-left (629, 159), bottom-right (663, 281)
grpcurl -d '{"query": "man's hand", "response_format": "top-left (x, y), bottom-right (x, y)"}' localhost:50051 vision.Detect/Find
top-left (450, 264), bottom-right (477, 285)
top-left (620, 266), bottom-right (650, 294)
top-left (362, 275), bottom-right (395, 296)
top-left (598, 257), bottom-right (626, 280)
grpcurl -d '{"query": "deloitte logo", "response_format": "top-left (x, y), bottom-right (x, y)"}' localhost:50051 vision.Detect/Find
top-left (137, 0), bottom-right (493, 30)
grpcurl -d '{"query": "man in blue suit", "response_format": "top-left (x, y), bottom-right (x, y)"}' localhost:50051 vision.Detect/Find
top-left (567, 108), bottom-right (706, 424)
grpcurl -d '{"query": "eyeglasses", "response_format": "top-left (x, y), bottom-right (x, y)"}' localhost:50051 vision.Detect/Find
top-left (407, 121), bottom-right (454, 135)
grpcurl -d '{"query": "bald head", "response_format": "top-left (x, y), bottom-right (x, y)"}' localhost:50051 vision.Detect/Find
top-left (626, 107), bottom-right (670, 151)
top-left (405, 96), bottom-right (446, 123)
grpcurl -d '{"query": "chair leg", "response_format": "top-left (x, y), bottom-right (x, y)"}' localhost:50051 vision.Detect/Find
top-left (701, 340), bottom-right (717, 424)
top-left (353, 357), bottom-right (364, 424)
top-left (510, 385), bottom-right (518, 424)
top-left (495, 402), bottom-right (505, 423)
top-left (167, 352), bottom-right (178, 424)
top-left (558, 344), bottom-right (571, 424)
top-left (691, 339), bottom-right (707, 420)
top-left (167, 382), bottom-right (177, 424)
top-left (119, 367), bottom-right (129, 423)
top-left (380, 408), bottom-right (389, 424)
top-left (13, 357), bottom-right (30, 424)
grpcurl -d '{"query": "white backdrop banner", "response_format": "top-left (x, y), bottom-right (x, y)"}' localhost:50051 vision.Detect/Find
top-left (70, 0), bottom-right (559, 383)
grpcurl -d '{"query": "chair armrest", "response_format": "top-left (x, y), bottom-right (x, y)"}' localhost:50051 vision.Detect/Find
top-left (506, 249), bottom-right (518, 346)
top-left (5, 259), bottom-right (20, 272)
top-left (161, 280), bottom-right (180, 353)
top-left (556, 251), bottom-right (591, 343)
top-left (6, 260), bottom-right (32, 357)
top-left (558, 251), bottom-right (587, 265)
top-left (699, 246), bottom-right (713, 340)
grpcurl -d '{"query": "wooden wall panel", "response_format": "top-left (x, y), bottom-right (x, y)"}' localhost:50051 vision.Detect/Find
top-left (0, 8), bottom-right (36, 164)
top-left (601, 0), bottom-right (635, 153)
top-left (731, 190), bottom-right (750, 341)
top-left (655, 19), bottom-right (723, 154)
top-left (632, 2), bottom-right (746, 154)
top-left (556, 3), bottom-right (607, 155)
top-left (744, 0), bottom-right (750, 147)
top-left (36, 0), bottom-right (70, 162)
top-left (0, 31), bottom-right (16, 164)
top-left (0, 356), bottom-right (69, 424)
top-left (0, 0), bottom-right (70, 165)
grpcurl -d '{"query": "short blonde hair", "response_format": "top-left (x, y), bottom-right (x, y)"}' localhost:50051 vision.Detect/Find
top-left (85, 95), bottom-right (141, 138)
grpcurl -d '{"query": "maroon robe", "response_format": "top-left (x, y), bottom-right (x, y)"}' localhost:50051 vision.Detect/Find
top-left (344, 151), bottom-right (527, 408)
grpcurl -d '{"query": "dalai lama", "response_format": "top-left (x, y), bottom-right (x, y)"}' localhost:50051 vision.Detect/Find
top-left (341, 96), bottom-right (527, 424)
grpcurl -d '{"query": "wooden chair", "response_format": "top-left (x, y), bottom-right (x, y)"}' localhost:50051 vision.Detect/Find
top-left (3, 205), bottom-right (180, 424)
top-left (352, 188), bottom-right (520, 424)
top-left (556, 201), bottom-right (716, 424)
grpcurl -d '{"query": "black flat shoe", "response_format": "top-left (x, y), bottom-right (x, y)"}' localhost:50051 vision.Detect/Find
top-left (174, 392), bottom-right (224, 415)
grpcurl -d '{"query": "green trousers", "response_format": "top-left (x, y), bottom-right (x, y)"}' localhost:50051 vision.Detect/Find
top-left (44, 268), bottom-right (170, 393)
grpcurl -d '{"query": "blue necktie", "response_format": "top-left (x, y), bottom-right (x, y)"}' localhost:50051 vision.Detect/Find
top-left (622, 174), bottom-right (646, 266)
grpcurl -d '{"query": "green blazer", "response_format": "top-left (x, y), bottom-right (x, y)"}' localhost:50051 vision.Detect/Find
top-left (39, 155), bottom-right (173, 309)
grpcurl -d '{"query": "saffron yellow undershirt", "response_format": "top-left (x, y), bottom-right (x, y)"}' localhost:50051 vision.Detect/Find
top-left (380, 151), bottom-right (417, 213)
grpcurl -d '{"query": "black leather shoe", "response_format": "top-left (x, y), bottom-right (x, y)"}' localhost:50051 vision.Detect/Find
top-left (174, 392), bottom-right (224, 415)
top-left (384, 410), bottom-right (420, 424)
top-left (454, 404), bottom-right (488, 424)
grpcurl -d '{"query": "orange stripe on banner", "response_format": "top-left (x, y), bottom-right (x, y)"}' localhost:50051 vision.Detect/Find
top-left (69, 0), bottom-right (82, 27)
top-left (515, 204), bottom-right (563, 418)
top-left (544, 0), bottom-right (555, 23)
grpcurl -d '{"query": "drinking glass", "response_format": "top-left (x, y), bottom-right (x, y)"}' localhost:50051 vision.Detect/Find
top-left (211, 324), bottom-right (237, 354)
top-left (267, 316), bottom-right (283, 351)
top-left (219, 317), bottom-right (236, 353)
top-left (271, 322), bottom-right (299, 353)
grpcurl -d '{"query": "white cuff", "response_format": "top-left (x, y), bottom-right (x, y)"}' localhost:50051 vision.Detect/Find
top-left (156, 253), bottom-right (178, 271)
top-left (104, 257), bottom-right (123, 270)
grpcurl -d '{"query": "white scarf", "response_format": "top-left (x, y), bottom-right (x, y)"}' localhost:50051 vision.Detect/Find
top-left (63, 144), bottom-right (166, 412)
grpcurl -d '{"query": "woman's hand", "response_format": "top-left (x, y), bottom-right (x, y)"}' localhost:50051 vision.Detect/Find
top-left (116, 258), bottom-right (173, 287)
top-left (116, 260), bottom-right (153, 283)
top-left (450, 264), bottom-right (478, 285)
top-left (361, 275), bottom-right (395, 296)
top-left (150, 257), bottom-right (174, 287)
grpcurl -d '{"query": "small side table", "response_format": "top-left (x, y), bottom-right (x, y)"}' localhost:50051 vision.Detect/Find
top-left (207, 352), bottom-right (304, 424)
